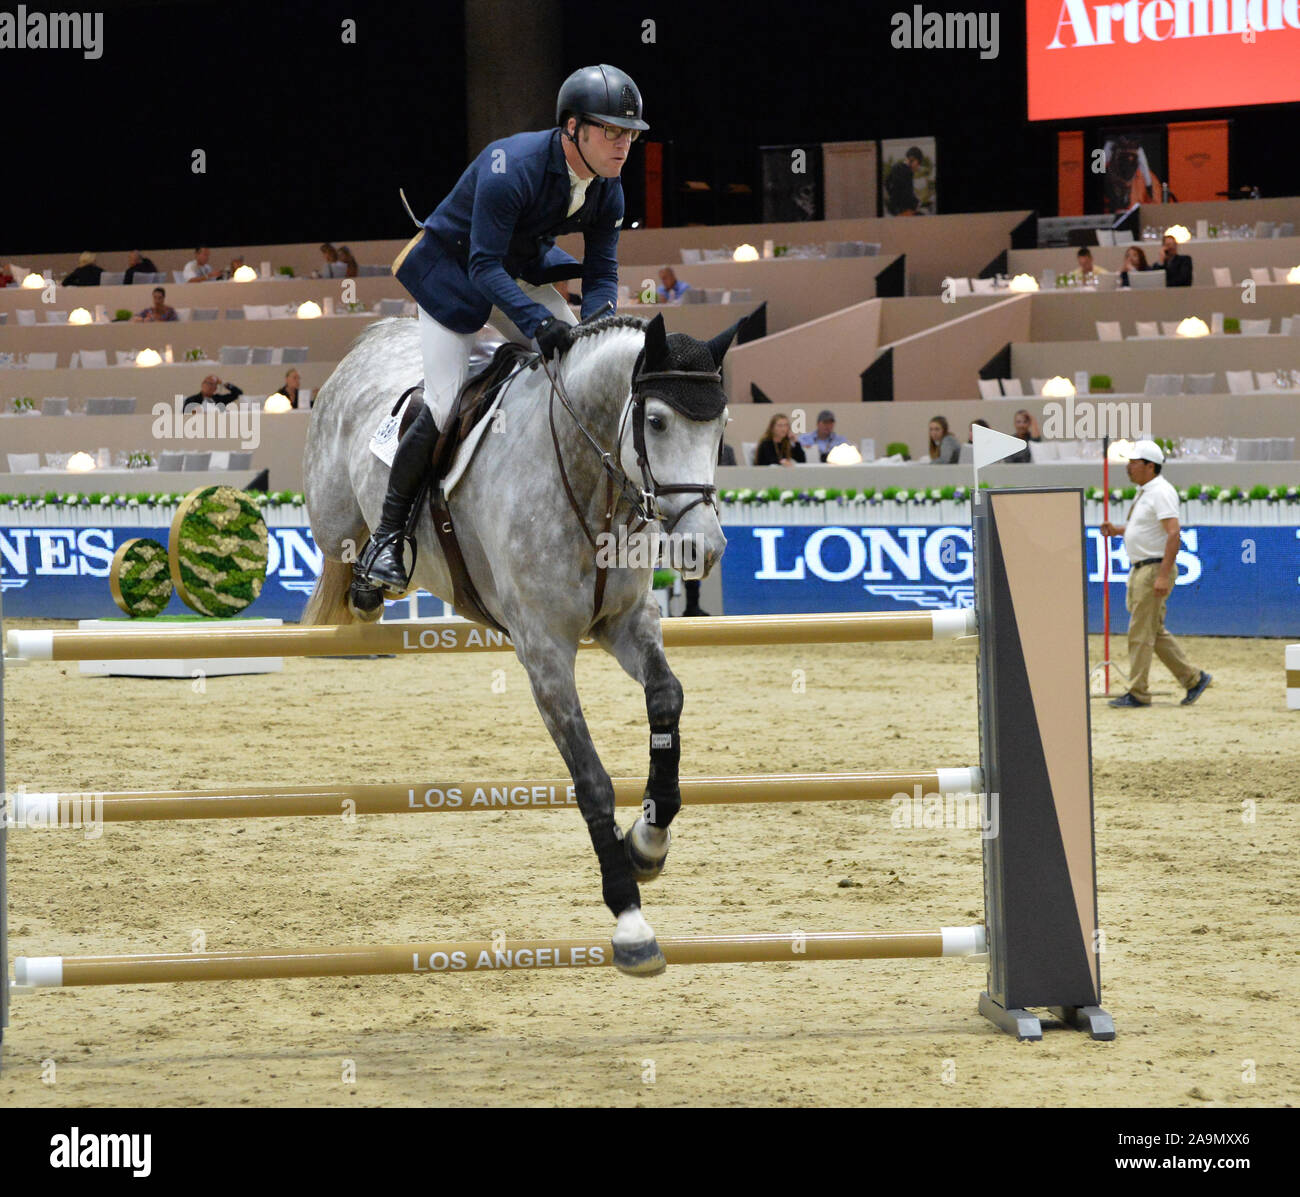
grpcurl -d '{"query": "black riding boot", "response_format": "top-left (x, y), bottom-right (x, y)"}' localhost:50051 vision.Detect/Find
top-left (357, 403), bottom-right (440, 592)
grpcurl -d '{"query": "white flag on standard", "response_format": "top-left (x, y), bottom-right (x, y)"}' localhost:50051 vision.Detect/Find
top-left (972, 424), bottom-right (1026, 469)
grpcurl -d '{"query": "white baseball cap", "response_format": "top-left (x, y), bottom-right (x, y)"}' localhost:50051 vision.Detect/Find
top-left (1123, 439), bottom-right (1165, 465)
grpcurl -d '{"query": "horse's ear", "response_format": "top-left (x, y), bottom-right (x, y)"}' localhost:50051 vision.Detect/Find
top-left (706, 317), bottom-right (744, 367)
top-left (643, 313), bottom-right (668, 369)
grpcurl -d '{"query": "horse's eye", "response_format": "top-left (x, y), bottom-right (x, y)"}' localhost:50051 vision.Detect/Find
top-left (648, 414), bottom-right (666, 432)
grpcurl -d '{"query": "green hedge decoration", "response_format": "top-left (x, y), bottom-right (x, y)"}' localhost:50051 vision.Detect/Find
top-left (167, 486), bottom-right (268, 617)
top-left (109, 538), bottom-right (173, 618)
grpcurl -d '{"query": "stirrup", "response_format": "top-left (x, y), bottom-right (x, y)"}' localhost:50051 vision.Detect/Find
top-left (357, 529), bottom-right (416, 594)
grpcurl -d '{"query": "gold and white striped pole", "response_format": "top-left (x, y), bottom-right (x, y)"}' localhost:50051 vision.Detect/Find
top-left (6, 609), bottom-right (977, 662)
top-left (8, 768), bottom-right (981, 825)
top-left (12, 927), bottom-right (987, 988)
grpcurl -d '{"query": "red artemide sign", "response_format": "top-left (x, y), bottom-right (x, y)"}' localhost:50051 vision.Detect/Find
top-left (1028, 0), bottom-right (1300, 120)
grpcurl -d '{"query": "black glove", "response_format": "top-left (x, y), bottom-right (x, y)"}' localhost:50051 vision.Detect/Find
top-left (533, 317), bottom-right (574, 361)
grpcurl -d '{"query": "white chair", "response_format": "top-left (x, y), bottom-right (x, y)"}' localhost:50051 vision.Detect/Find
top-left (1277, 223), bottom-right (1295, 238)
top-left (78, 348), bottom-right (108, 369)
top-left (1164, 374), bottom-right (1184, 394)
top-left (172, 271), bottom-right (187, 285)
top-left (16, 309), bottom-right (36, 326)
top-left (1095, 230), bottom-right (1115, 247)
top-left (1281, 317), bottom-right (1293, 336)
top-left (1211, 312), bottom-right (1224, 334)
top-left (957, 443), bottom-right (974, 463)
top-left (227, 451), bottom-right (254, 470)
top-left (327, 262), bottom-right (348, 278)
top-left (1270, 438), bottom-right (1294, 460)
top-left (680, 249), bottom-right (702, 265)
top-left (192, 308), bottom-right (218, 321)
top-left (970, 278), bottom-right (996, 294)
top-left (1254, 370), bottom-right (1285, 391)
top-left (1249, 267), bottom-right (1272, 285)
top-left (269, 304), bottom-right (294, 319)
top-left (1054, 440), bottom-right (1081, 460)
top-left (174, 307), bottom-right (191, 321)
top-left (113, 397), bottom-right (136, 414)
top-left (1212, 266), bottom-right (1233, 287)
top-left (280, 346), bottom-right (309, 363)
top-left (249, 347), bottom-right (274, 365)
top-left (1253, 222), bottom-right (1274, 240)
top-left (45, 310), bottom-right (68, 324)
top-left (298, 389), bottom-right (313, 408)
top-left (1112, 230), bottom-right (1133, 244)
top-left (378, 298), bottom-right (406, 316)
top-left (182, 452), bottom-right (212, 471)
top-left (1273, 268), bottom-right (1294, 284)
top-left (157, 451), bottom-right (185, 470)
top-left (1031, 378), bottom-right (1054, 396)
top-left (1143, 374), bottom-right (1165, 396)
top-left (1134, 321), bottom-right (1160, 338)
top-left (943, 277), bottom-right (973, 297)
top-left (1095, 321), bottom-right (1123, 341)
top-left (1240, 318), bottom-right (1271, 335)
top-left (114, 350), bottom-right (137, 366)
top-left (25, 352), bottom-right (57, 369)
top-left (857, 438), bottom-right (875, 461)
top-left (977, 378), bottom-right (1002, 399)
top-left (41, 397), bottom-right (69, 416)
top-left (100, 271), bottom-right (125, 286)
top-left (85, 397), bottom-right (116, 414)
top-left (1185, 373), bottom-right (1216, 394)
top-left (243, 304), bottom-right (271, 320)
top-left (1225, 370), bottom-right (1256, 394)
top-left (207, 451), bottom-right (231, 469)
top-left (1028, 440), bottom-right (1059, 462)
top-left (1000, 379), bottom-right (1023, 397)
top-left (219, 346), bottom-right (252, 365)
top-left (6, 453), bottom-right (41, 473)
top-left (1160, 321), bottom-right (1182, 336)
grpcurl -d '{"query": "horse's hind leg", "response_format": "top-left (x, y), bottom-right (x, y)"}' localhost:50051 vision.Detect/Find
top-left (514, 626), bottom-right (665, 976)
top-left (597, 600), bottom-right (683, 882)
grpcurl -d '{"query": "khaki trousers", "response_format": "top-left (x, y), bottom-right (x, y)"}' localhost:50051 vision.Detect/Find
top-left (1125, 563), bottom-right (1200, 703)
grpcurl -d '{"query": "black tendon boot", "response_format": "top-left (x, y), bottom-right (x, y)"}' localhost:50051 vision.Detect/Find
top-left (357, 403), bottom-right (440, 592)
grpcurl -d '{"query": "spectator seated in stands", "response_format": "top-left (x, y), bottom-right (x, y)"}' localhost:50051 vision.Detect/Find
top-left (132, 287), bottom-right (178, 322)
top-left (718, 437), bottom-right (736, 466)
top-left (221, 255), bottom-right (247, 280)
top-left (657, 267), bottom-right (690, 303)
top-left (884, 145), bottom-right (923, 216)
top-left (926, 415), bottom-right (960, 464)
top-left (337, 246), bottom-right (359, 278)
top-left (1069, 247), bottom-right (1111, 284)
top-left (183, 374), bottom-right (243, 411)
top-left (756, 413), bottom-right (806, 466)
top-left (1119, 245), bottom-right (1149, 288)
top-left (124, 249), bottom-right (159, 284)
top-left (184, 246), bottom-right (217, 282)
top-left (319, 243), bottom-right (340, 276)
top-left (1005, 409), bottom-right (1042, 463)
top-left (0, 264), bottom-right (14, 288)
top-left (798, 409), bottom-right (849, 461)
top-left (279, 368), bottom-right (304, 409)
top-left (1153, 234), bottom-right (1193, 287)
top-left (61, 251), bottom-right (103, 286)
top-left (968, 418), bottom-right (990, 443)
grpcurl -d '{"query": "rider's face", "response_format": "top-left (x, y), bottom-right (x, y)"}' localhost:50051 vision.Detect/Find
top-left (578, 120), bottom-right (633, 177)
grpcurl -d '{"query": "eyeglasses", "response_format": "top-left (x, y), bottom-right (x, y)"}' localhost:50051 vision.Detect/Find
top-left (586, 120), bottom-right (639, 143)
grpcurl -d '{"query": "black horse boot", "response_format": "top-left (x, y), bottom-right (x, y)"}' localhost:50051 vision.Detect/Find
top-left (357, 402), bottom-right (440, 593)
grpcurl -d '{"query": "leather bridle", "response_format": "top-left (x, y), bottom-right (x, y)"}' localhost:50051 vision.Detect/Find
top-left (540, 348), bottom-right (723, 621)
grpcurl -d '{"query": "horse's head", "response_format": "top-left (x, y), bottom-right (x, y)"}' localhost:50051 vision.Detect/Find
top-left (615, 312), bottom-right (742, 580)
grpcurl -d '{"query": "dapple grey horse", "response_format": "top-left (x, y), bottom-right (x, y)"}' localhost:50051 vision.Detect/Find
top-left (302, 312), bottom-right (742, 975)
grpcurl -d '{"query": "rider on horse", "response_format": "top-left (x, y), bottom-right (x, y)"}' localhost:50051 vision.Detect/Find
top-left (357, 64), bottom-right (649, 593)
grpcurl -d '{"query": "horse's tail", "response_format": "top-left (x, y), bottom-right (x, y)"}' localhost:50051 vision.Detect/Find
top-left (302, 557), bottom-right (355, 626)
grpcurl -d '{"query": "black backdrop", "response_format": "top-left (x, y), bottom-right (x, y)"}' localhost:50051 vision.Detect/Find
top-left (4, 0), bottom-right (1298, 255)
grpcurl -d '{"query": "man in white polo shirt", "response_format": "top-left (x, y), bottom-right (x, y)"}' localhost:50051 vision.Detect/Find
top-left (1100, 439), bottom-right (1211, 708)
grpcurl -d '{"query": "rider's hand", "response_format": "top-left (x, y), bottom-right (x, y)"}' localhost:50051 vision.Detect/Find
top-left (533, 317), bottom-right (574, 361)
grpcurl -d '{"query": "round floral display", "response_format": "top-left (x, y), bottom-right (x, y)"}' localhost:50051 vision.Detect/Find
top-left (168, 486), bottom-right (268, 617)
top-left (109, 538), bottom-right (173, 618)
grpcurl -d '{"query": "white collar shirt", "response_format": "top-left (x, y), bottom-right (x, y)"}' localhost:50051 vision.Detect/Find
top-left (1123, 474), bottom-right (1180, 564)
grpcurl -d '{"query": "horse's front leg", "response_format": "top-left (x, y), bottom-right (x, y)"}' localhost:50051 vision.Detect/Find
top-left (513, 626), bottom-right (666, 976)
top-left (598, 598), bottom-right (683, 882)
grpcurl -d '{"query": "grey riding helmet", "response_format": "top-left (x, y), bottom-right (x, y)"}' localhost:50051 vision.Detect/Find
top-left (556, 64), bottom-right (649, 132)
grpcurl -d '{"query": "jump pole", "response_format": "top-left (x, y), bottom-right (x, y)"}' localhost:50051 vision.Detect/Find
top-left (5, 609), bottom-right (976, 663)
top-left (12, 927), bottom-right (987, 989)
top-left (8, 768), bottom-right (982, 825)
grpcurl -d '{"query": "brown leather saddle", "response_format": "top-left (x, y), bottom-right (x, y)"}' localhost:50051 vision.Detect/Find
top-left (389, 342), bottom-right (535, 635)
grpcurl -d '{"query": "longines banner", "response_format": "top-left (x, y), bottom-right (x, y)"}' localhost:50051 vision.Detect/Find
top-left (718, 523), bottom-right (1300, 637)
top-left (2, 520), bottom-right (1297, 634)
top-left (1027, 0), bottom-right (1300, 121)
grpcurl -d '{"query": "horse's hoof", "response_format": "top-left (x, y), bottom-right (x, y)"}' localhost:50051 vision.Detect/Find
top-left (613, 937), bottom-right (666, 976)
top-left (625, 818), bottom-right (670, 882)
top-left (347, 580), bottom-right (385, 623)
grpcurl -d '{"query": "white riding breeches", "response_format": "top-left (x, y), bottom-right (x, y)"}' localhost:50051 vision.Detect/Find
top-left (417, 281), bottom-right (577, 427)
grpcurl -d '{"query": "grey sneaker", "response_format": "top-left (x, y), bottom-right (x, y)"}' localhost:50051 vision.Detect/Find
top-left (1181, 672), bottom-right (1212, 705)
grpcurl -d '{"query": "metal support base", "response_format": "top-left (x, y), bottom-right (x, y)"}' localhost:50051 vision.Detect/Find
top-left (1051, 1004), bottom-right (1116, 1041)
top-left (980, 993), bottom-right (1116, 1041)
